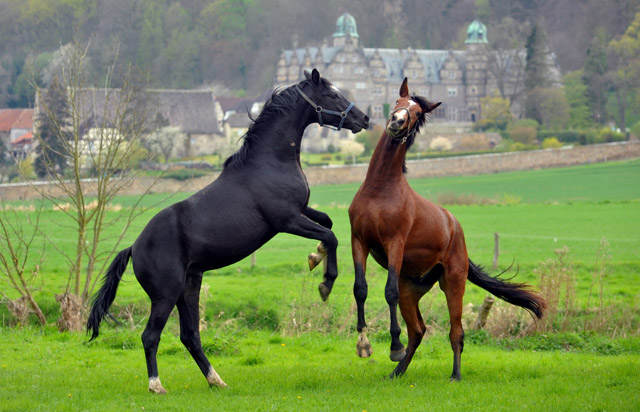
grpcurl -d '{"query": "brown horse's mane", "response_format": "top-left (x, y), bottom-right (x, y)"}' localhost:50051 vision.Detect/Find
top-left (400, 94), bottom-right (431, 173)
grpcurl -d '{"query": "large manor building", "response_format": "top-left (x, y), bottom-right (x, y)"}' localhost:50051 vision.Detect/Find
top-left (275, 13), bottom-right (561, 151)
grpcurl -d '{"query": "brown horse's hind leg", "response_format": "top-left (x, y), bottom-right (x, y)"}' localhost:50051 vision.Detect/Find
top-left (439, 266), bottom-right (467, 381)
top-left (390, 277), bottom-right (426, 378)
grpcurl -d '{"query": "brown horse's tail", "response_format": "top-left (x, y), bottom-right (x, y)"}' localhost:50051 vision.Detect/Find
top-left (467, 260), bottom-right (546, 319)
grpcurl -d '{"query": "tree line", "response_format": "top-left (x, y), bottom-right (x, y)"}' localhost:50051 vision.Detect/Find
top-left (0, 0), bottom-right (639, 131)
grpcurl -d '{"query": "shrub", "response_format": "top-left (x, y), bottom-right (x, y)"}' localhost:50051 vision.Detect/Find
top-left (429, 136), bottom-right (453, 152)
top-left (458, 134), bottom-right (490, 151)
top-left (595, 128), bottom-right (625, 143)
top-left (631, 120), bottom-right (640, 139)
top-left (542, 137), bottom-right (563, 149)
top-left (508, 125), bottom-right (537, 144)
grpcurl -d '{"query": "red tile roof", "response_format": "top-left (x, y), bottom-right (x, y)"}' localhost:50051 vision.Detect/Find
top-left (12, 131), bottom-right (33, 145)
top-left (0, 109), bottom-right (34, 131)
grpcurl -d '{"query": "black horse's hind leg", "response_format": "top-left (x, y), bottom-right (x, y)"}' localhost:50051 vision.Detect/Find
top-left (176, 273), bottom-right (227, 388)
top-left (304, 207), bottom-right (332, 271)
top-left (282, 214), bottom-right (338, 301)
top-left (142, 298), bottom-right (179, 394)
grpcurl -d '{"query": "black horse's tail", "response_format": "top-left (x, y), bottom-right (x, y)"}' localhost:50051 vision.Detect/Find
top-left (87, 247), bottom-right (132, 341)
top-left (467, 260), bottom-right (546, 319)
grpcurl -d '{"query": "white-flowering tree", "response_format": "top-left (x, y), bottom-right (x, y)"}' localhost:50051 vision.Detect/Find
top-left (340, 139), bottom-right (365, 164)
top-left (429, 136), bottom-right (453, 152)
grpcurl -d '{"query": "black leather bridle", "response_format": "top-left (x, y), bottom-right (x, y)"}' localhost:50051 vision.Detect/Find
top-left (296, 85), bottom-right (355, 131)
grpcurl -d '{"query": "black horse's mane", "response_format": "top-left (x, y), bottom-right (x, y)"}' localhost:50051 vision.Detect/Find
top-left (224, 78), bottom-right (332, 169)
top-left (401, 94), bottom-right (432, 173)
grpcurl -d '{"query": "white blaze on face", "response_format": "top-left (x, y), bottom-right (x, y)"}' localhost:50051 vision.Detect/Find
top-left (330, 85), bottom-right (341, 94)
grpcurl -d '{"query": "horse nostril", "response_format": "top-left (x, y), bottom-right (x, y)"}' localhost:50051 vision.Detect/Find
top-left (397, 117), bottom-right (405, 125)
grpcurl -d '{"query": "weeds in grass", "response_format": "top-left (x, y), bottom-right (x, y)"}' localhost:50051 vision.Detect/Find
top-left (534, 246), bottom-right (577, 333)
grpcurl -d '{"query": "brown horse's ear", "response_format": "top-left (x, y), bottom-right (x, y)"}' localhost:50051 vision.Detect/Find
top-left (425, 101), bottom-right (442, 113)
top-left (399, 77), bottom-right (409, 97)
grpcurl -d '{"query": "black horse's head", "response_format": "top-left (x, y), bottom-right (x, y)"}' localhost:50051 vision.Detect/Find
top-left (297, 69), bottom-right (369, 133)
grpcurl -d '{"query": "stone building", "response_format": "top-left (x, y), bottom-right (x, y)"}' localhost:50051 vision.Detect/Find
top-left (275, 13), bottom-right (561, 152)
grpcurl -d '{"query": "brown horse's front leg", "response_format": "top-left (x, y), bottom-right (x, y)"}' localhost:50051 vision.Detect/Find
top-left (385, 265), bottom-right (406, 362)
top-left (352, 238), bottom-right (372, 358)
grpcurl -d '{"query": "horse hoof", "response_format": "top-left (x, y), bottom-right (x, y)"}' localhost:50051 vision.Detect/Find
top-left (308, 254), bottom-right (319, 271)
top-left (207, 367), bottom-right (228, 388)
top-left (356, 329), bottom-right (372, 358)
top-left (356, 344), bottom-right (372, 358)
top-left (389, 348), bottom-right (406, 362)
top-left (148, 377), bottom-right (167, 394)
top-left (318, 283), bottom-right (331, 301)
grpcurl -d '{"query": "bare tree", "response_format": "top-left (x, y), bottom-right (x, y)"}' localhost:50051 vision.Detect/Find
top-left (30, 38), bottom-right (160, 331)
top-left (484, 18), bottom-right (530, 109)
top-left (0, 202), bottom-right (47, 326)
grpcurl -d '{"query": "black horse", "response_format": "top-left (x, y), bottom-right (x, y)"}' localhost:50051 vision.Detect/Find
top-left (87, 69), bottom-right (369, 394)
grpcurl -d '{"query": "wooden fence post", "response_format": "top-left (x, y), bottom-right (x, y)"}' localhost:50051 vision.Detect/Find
top-left (473, 295), bottom-right (495, 330)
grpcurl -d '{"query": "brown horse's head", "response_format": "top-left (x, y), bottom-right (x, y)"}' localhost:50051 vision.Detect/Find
top-left (386, 78), bottom-right (441, 144)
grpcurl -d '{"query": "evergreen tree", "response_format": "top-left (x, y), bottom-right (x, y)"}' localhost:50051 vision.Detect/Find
top-left (34, 75), bottom-right (72, 178)
top-left (583, 28), bottom-right (610, 124)
top-left (524, 23), bottom-right (550, 123)
top-left (563, 71), bottom-right (594, 129)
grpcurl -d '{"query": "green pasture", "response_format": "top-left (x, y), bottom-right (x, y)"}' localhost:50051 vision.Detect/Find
top-left (1, 328), bottom-right (639, 412)
top-left (1, 159), bottom-right (639, 410)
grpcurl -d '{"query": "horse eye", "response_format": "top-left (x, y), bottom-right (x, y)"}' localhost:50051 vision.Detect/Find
top-left (396, 100), bottom-right (399, 105)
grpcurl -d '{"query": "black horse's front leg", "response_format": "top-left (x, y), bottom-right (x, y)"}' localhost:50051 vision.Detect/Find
top-left (282, 214), bottom-right (338, 301)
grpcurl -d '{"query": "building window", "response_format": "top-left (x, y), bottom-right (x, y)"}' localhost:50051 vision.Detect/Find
top-left (446, 107), bottom-right (457, 121)
top-left (447, 87), bottom-right (457, 97)
top-left (354, 66), bottom-right (365, 74)
top-left (448, 70), bottom-right (456, 79)
top-left (356, 82), bottom-right (366, 89)
top-left (412, 70), bottom-right (418, 78)
top-left (333, 65), bottom-right (343, 73)
top-left (373, 106), bottom-right (383, 118)
top-left (434, 106), bottom-right (445, 119)
top-left (419, 87), bottom-right (429, 96)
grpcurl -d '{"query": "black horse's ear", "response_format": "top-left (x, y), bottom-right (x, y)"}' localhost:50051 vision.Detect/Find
top-left (399, 77), bottom-right (409, 98)
top-left (304, 69), bottom-right (321, 84)
top-left (425, 101), bottom-right (442, 113)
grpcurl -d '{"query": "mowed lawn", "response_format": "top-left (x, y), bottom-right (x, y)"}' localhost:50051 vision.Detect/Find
top-left (1, 328), bottom-right (639, 412)
top-left (1, 159), bottom-right (639, 411)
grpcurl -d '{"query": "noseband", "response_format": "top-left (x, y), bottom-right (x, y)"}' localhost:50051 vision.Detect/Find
top-left (387, 105), bottom-right (419, 144)
top-left (296, 85), bottom-right (355, 131)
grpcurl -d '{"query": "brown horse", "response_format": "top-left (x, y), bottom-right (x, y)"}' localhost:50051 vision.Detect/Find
top-left (347, 78), bottom-right (546, 380)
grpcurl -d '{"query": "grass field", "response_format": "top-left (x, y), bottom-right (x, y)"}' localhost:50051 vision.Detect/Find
top-left (1, 159), bottom-right (639, 410)
top-left (1, 328), bottom-right (639, 412)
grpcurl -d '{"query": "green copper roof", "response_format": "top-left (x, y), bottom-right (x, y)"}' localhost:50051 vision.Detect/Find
top-left (465, 19), bottom-right (488, 44)
top-left (333, 12), bottom-right (359, 38)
